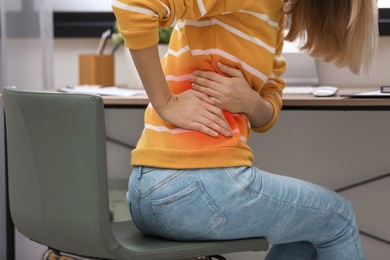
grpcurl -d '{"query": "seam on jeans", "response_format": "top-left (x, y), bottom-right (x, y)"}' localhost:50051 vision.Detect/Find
top-left (128, 167), bottom-right (141, 197)
top-left (197, 180), bottom-right (228, 238)
top-left (147, 199), bottom-right (176, 240)
top-left (261, 193), bottom-right (351, 223)
top-left (140, 169), bottom-right (186, 197)
top-left (317, 222), bottom-right (362, 259)
top-left (261, 193), bottom-right (362, 257)
top-left (226, 167), bottom-right (260, 195)
top-left (135, 170), bottom-right (145, 227)
top-left (132, 173), bottom-right (155, 236)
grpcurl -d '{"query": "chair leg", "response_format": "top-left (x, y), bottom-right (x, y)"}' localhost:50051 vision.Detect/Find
top-left (179, 256), bottom-right (227, 260)
top-left (42, 248), bottom-right (96, 260)
top-left (206, 256), bottom-right (227, 260)
top-left (42, 249), bottom-right (53, 260)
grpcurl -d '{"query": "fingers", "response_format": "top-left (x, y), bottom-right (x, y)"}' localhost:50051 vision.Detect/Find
top-left (194, 91), bottom-right (233, 136)
top-left (190, 73), bottom-right (223, 101)
top-left (192, 70), bottom-right (225, 83)
top-left (204, 104), bottom-right (233, 137)
top-left (189, 107), bottom-right (233, 137)
top-left (190, 72), bottom-right (223, 93)
top-left (189, 64), bottom-right (251, 117)
top-left (192, 82), bottom-right (221, 101)
top-left (190, 63), bottom-right (244, 96)
top-left (192, 115), bottom-right (231, 138)
top-left (191, 91), bottom-right (232, 136)
top-left (195, 89), bottom-right (217, 105)
top-left (175, 90), bottom-right (233, 137)
top-left (191, 63), bottom-right (243, 81)
top-left (217, 62), bottom-right (244, 78)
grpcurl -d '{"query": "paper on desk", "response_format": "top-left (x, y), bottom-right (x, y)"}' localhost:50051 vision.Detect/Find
top-left (61, 86), bottom-right (146, 97)
top-left (343, 90), bottom-right (390, 98)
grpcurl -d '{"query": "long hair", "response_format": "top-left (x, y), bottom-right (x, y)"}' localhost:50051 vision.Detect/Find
top-left (285, 0), bottom-right (378, 74)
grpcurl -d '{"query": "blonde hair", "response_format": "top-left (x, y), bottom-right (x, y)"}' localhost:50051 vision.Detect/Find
top-left (285, 0), bottom-right (378, 74)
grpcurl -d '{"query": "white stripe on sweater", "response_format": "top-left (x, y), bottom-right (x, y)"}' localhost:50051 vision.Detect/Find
top-left (238, 10), bottom-right (279, 28)
top-left (191, 48), bottom-right (268, 81)
top-left (159, 1), bottom-right (177, 25)
top-left (274, 55), bottom-right (285, 62)
top-left (177, 19), bottom-right (275, 54)
top-left (213, 19), bottom-right (275, 53)
top-left (145, 124), bottom-right (194, 134)
top-left (197, 0), bottom-right (207, 16)
top-left (167, 46), bottom-right (191, 57)
top-left (159, 1), bottom-right (171, 17)
top-left (220, 10), bottom-right (279, 28)
top-left (177, 19), bottom-right (212, 28)
top-left (145, 123), bottom-right (247, 143)
top-left (112, 0), bottom-right (157, 16)
top-left (165, 73), bottom-right (192, 82)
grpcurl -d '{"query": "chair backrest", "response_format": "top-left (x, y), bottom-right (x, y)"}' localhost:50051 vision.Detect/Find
top-left (3, 88), bottom-right (118, 259)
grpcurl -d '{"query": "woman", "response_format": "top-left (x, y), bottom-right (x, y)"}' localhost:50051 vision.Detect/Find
top-left (112, 0), bottom-right (377, 259)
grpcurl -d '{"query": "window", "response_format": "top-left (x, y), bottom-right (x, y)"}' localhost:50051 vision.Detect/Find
top-left (379, 0), bottom-right (390, 35)
top-left (54, 0), bottom-right (115, 37)
top-left (53, 1), bottom-right (390, 37)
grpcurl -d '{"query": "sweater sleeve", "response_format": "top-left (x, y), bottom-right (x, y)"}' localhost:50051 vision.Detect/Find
top-left (252, 14), bottom-right (286, 133)
top-left (111, 0), bottom-right (219, 49)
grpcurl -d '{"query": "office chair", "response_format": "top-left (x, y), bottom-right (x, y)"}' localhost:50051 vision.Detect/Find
top-left (3, 88), bottom-right (269, 260)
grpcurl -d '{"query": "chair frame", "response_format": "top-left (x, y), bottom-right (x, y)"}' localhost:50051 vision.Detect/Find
top-left (3, 88), bottom-right (268, 260)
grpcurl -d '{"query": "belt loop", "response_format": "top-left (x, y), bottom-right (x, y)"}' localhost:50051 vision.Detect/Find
top-left (136, 166), bottom-right (142, 200)
top-left (137, 166), bottom-right (143, 180)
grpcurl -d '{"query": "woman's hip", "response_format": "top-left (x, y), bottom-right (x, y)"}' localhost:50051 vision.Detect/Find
top-left (127, 166), bottom-right (354, 243)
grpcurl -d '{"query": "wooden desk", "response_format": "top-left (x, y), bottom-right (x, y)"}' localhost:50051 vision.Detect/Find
top-left (101, 87), bottom-right (390, 110)
top-left (1, 87), bottom-right (390, 109)
top-left (2, 87), bottom-right (390, 258)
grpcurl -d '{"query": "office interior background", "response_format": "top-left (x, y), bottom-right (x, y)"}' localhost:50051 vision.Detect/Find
top-left (1, 0), bottom-right (390, 259)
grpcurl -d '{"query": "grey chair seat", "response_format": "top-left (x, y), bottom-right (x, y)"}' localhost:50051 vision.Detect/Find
top-left (111, 221), bottom-right (268, 260)
top-left (3, 87), bottom-right (268, 260)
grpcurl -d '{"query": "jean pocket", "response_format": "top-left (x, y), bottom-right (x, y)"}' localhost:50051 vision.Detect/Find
top-left (150, 180), bottom-right (227, 241)
top-left (141, 166), bottom-right (158, 174)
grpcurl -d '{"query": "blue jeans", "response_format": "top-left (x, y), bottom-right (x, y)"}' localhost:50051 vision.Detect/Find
top-left (127, 166), bottom-right (365, 259)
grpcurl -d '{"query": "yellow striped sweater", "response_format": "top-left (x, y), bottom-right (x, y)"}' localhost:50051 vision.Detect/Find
top-left (112, 0), bottom-right (286, 169)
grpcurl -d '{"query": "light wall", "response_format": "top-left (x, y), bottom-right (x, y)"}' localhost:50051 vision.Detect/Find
top-left (52, 37), bottom-right (390, 89)
top-left (4, 32), bottom-right (389, 90)
top-left (11, 36), bottom-right (390, 260)
top-left (55, 36), bottom-right (390, 260)
top-left (317, 37), bottom-right (390, 87)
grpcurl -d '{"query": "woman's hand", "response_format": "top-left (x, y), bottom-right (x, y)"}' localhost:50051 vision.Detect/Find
top-left (190, 62), bottom-right (256, 114)
top-left (130, 45), bottom-right (232, 138)
top-left (159, 89), bottom-right (233, 137)
top-left (190, 62), bottom-right (274, 129)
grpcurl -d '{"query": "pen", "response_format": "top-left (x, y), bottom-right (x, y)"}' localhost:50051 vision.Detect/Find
top-left (111, 42), bottom-right (121, 55)
top-left (96, 29), bottom-right (112, 55)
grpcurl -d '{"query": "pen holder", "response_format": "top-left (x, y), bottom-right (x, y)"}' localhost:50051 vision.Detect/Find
top-left (79, 54), bottom-right (115, 86)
